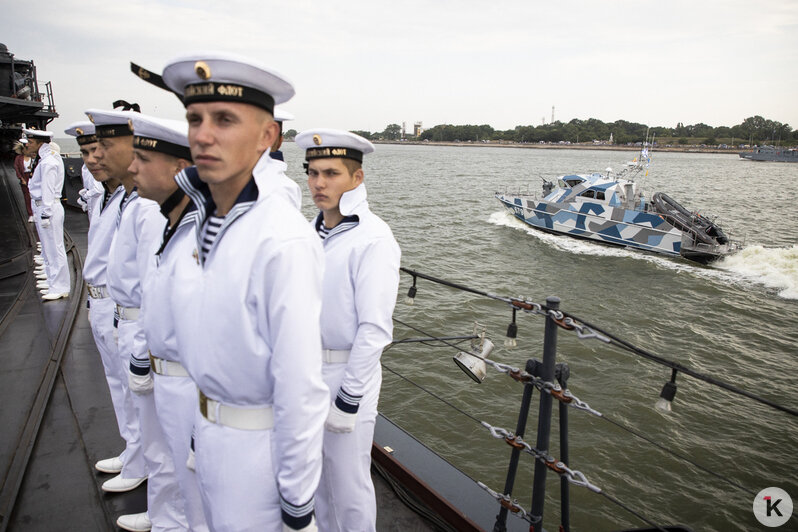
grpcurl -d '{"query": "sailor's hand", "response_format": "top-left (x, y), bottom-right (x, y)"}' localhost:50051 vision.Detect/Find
top-left (128, 370), bottom-right (154, 395)
top-left (77, 197), bottom-right (88, 212)
top-left (283, 516), bottom-right (317, 532)
top-left (325, 402), bottom-right (356, 433)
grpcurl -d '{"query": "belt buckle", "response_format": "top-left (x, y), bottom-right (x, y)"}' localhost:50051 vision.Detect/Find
top-left (199, 390), bottom-right (208, 419)
top-left (148, 351), bottom-right (157, 374)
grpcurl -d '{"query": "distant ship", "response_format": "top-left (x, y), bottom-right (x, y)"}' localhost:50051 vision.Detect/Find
top-left (739, 145), bottom-right (798, 162)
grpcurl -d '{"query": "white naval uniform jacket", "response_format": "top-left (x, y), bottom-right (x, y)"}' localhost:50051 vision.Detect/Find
top-left (140, 207), bottom-right (195, 363)
top-left (172, 151), bottom-right (328, 524)
top-left (314, 183), bottom-right (401, 412)
top-left (82, 165), bottom-right (106, 225)
top-left (84, 186), bottom-right (124, 287)
top-left (107, 189), bottom-right (166, 371)
top-left (29, 143), bottom-right (64, 216)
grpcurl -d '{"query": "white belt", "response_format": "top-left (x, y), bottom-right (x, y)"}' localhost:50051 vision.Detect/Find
top-left (114, 304), bottom-right (140, 321)
top-left (87, 284), bottom-right (109, 299)
top-left (149, 352), bottom-right (189, 377)
top-left (34, 199), bottom-right (42, 206)
top-left (199, 390), bottom-right (274, 431)
top-left (322, 349), bottom-right (350, 364)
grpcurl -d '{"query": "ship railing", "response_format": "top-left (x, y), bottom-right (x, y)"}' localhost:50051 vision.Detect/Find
top-left (388, 267), bottom-right (796, 532)
top-left (496, 183), bottom-right (533, 198)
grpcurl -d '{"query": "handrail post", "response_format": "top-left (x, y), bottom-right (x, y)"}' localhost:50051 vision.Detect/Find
top-left (557, 362), bottom-right (570, 532)
top-left (492, 358), bottom-right (539, 532)
top-left (529, 296), bottom-right (560, 531)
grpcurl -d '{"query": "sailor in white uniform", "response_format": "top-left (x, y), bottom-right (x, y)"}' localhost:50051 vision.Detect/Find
top-left (128, 113), bottom-right (208, 532)
top-left (22, 128), bottom-right (71, 300)
top-left (65, 121), bottom-right (106, 223)
top-left (161, 52), bottom-right (328, 532)
top-left (73, 116), bottom-right (146, 493)
top-left (296, 129), bottom-right (401, 532)
top-left (88, 107), bottom-right (186, 532)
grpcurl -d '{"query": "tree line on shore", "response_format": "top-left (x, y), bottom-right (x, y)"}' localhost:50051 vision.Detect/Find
top-left (286, 115), bottom-right (795, 146)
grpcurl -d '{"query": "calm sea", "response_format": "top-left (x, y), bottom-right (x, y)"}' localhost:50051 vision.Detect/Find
top-left (283, 142), bottom-right (797, 532)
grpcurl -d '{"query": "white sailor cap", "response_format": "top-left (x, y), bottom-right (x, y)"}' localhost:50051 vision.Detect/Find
top-left (64, 121), bottom-right (98, 146)
top-left (21, 128), bottom-right (54, 140)
top-left (129, 114), bottom-right (192, 161)
top-left (274, 107), bottom-right (294, 123)
top-left (85, 108), bottom-right (137, 138)
top-left (296, 129), bottom-right (375, 163)
top-left (162, 51), bottom-right (294, 115)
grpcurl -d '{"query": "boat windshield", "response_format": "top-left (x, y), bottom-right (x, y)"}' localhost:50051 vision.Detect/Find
top-left (561, 176), bottom-right (584, 188)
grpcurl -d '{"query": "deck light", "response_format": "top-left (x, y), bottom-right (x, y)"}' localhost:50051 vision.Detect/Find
top-left (454, 327), bottom-right (494, 383)
top-left (504, 308), bottom-right (517, 348)
top-left (655, 369), bottom-right (678, 413)
top-left (405, 276), bottom-right (417, 305)
top-left (453, 339), bottom-right (494, 383)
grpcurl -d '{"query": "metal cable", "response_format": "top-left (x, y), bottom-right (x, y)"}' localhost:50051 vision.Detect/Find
top-left (398, 267), bottom-right (798, 417)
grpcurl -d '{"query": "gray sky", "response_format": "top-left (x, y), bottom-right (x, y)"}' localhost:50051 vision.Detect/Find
top-left (4, 0), bottom-right (797, 137)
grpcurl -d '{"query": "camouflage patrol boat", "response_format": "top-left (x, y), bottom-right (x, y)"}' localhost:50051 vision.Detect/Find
top-left (495, 149), bottom-right (741, 264)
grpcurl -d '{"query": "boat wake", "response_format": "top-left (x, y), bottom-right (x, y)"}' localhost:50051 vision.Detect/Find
top-left (715, 244), bottom-right (798, 300)
top-left (488, 211), bottom-right (798, 300)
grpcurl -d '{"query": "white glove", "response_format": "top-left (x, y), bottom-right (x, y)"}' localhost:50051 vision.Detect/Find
top-left (78, 188), bottom-right (88, 201)
top-left (283, 517), bottom-right (317, 532)
top-left (128, 370), bottom-right (154, 395)
top-left (77, 197), bottom-right (88, 212)
top-left (40, 217), bottom-right (51, 229)
top-left (325, 402), bottom-right (356, 433)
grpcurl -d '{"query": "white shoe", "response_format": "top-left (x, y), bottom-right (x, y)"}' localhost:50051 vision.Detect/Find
top-left (116, 512), bottom-right (151, 532)
top-left (95, 456), bottom-right (123, 474)
top-left (34, 258), bottom-right (44, 265)
top-left (42, 292), bottom-right (69, 301)
top-left (36, 282), bottom-right (49, 289)
top-left (34, 267), bottom-right (45, 274)
top-left (36, 274), bottom-right (48, 280)
top-left (101, 474), bottom-right (146, 493)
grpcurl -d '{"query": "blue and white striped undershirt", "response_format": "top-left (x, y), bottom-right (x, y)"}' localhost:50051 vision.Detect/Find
top-left (200, 215), bottom-right (224, 257)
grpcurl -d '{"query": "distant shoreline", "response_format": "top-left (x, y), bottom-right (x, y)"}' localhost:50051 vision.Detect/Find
top-left (368, 140), bottom-right (743, 155)
top-left (285, 138), bottom-right (757, 155)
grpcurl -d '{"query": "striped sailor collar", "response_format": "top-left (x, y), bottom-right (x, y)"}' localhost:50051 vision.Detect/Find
top-left (175, 165), bottom-right (259, 265)
top-left (313, 211), bottom-right (359, 241)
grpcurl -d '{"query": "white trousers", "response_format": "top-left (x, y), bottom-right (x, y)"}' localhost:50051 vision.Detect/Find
top-left (194, 410), bottom-right (282, 532)
top-left (314, 365), bottom-right (381, 532)
top-left (118, 319), bottom-right (187, 531)
top-left (89, 296), bottom-right (146, 478)
top-left (38, 202), bottom-right (70, 294)
top-left (153, 373), bottom-right (209, 532)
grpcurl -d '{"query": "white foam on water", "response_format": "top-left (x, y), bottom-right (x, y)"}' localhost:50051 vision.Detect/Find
top-left (715, 245), bottom-right (798, 300)
top-left (488, 211), bottom-right (798, 300)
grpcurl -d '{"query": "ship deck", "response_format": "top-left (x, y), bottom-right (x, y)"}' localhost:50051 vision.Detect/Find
top-left (0, 160), bottom-right (443, 532)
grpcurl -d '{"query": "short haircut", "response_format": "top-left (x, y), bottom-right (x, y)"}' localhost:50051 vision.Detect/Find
top-left (341, 158), bottom-right (361, 175)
